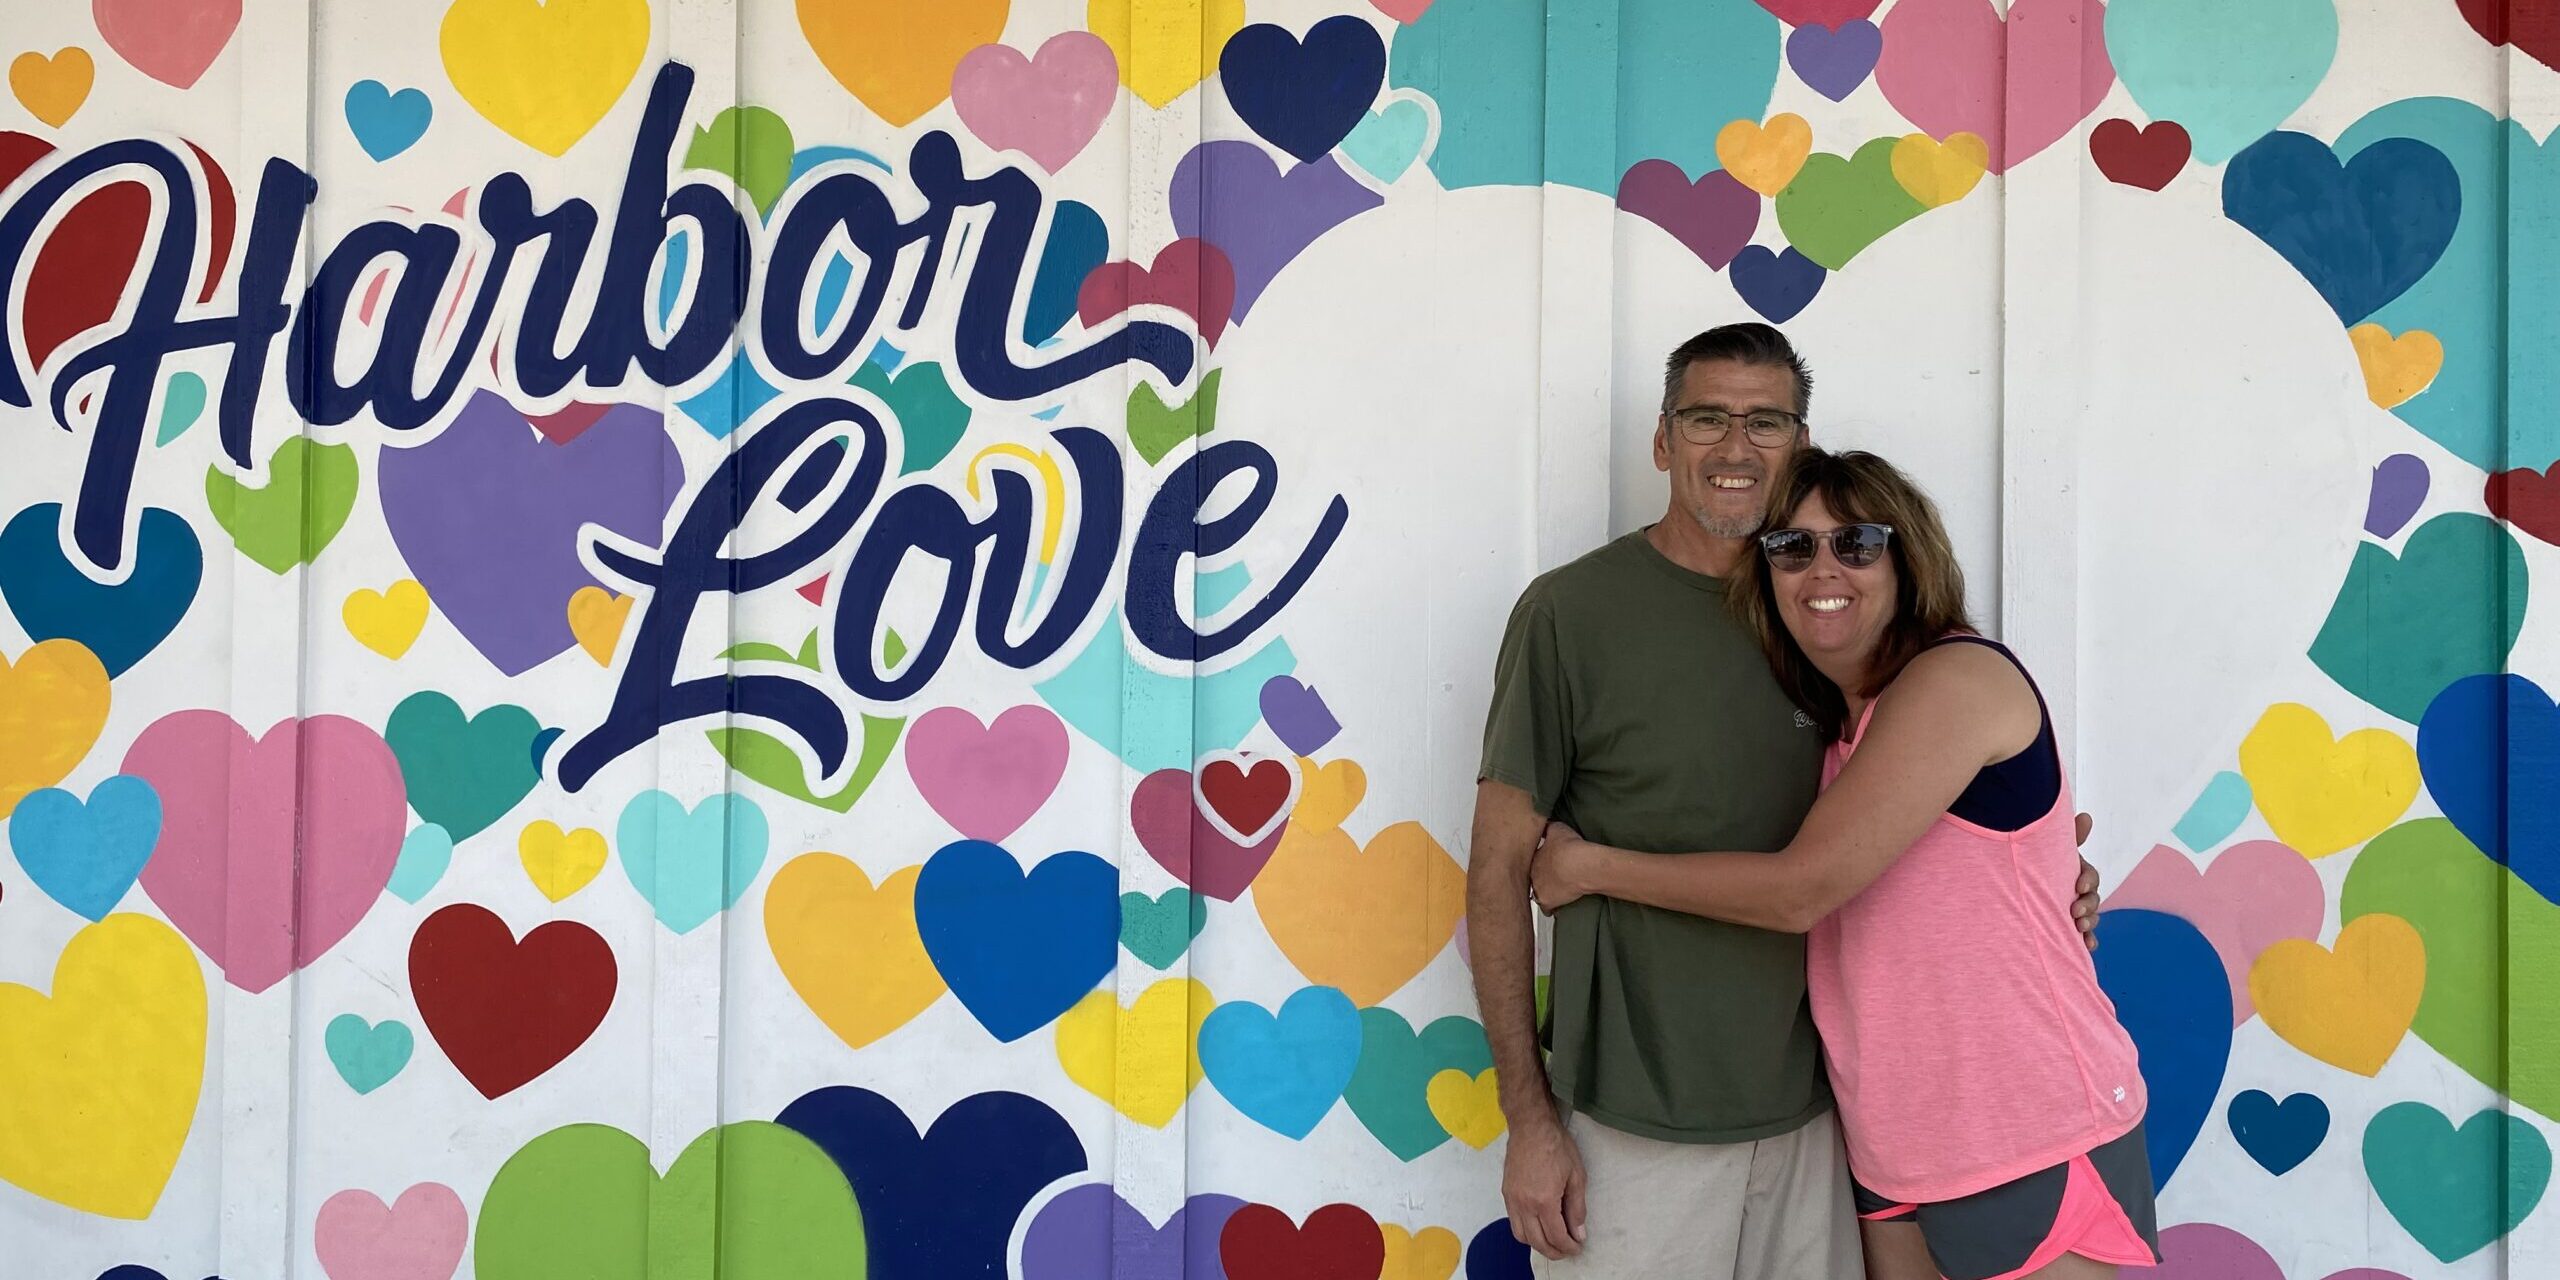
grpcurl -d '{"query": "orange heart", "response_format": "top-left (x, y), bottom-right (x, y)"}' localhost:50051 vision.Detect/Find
top-left (1716, 113), bottom-right (1812, 197)
top-left (10, 49), bottom-right (93, 128)
top-left (798, 0), bottom-right (1009, 127)
top-left (0, 640), bottom-right (111, 818)
top-left (1292, 757), bottom-right (1367, 835)
top-left (1252, 820), bottom-right (1464, 1006)
top-left (566, 586), bottom-right (632, 666)
top-left (2350, 324), bottom-right (2445, 409)
top-left (2250, 913), bottom-right (2426, 1077)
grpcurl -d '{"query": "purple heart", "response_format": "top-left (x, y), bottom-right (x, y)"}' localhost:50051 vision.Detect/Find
top-left (1259, 676), bottom-right (1342, 756)
top-left (1019, 1183), bottom-right (1246, 1280)
top-left (1171, 142), bottom-right (1384, 322)
top-left (1787, 20), bottom-right (1883, 102)
top-left (1617, 162), bottom-right (1760, 271)
top-left (2148, 1223), bottom-right (2281, 1280)
top-left (1730, 245), bottom-right (1827, 322)
top-left (378, 392), bottom-right (682, 675)
top-left (1130, 767), bottom-right (1284, 901)
top-left (2365, 452), bottom-right (2429, 538)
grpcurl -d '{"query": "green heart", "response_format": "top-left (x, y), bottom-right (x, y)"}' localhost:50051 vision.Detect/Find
top-left (2311, 514), bottom-right (2526, 723)
top-left (1127, 369), bottom-right (1221, 466)
top-left (712, 630), bottom-right (904, 813)
top-left (475, 1121), bottom-right (865, 1280)
top-left (1343, 1007), bottom-right (1494, 1161)
top-left (384, 691), bottom-right (541, 841)
top-left (2342, 818), bottom-right (2560, 1117)
top-left (1119, 888), bottom-right (1208, 969)
top-left (157, 372), bottom-right (207, 445)
top-left (684, 105), bottom-right (794, 216)
top-left (1773, 138), bottom-right (1925, 272)
top-left (852, 359), bottom-right (971, 474)
top-left (205, 435), bottom-right (359, 574)
top-left (2362, 1102), bottom-right (2550, 1263)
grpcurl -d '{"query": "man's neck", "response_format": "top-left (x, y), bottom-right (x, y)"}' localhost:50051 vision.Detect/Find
top-left (1647, 511), bottom-right (1750, 578)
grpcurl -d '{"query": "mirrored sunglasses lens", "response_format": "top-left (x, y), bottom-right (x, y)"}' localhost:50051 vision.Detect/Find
top-left (1839, 525), bottom-right (1889, 567)
top-left (1764, 532), bottom-right (1814, 571)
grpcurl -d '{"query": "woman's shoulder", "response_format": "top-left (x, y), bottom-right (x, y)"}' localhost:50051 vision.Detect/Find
top-left (1874, 637), bottom-right (2041, 727)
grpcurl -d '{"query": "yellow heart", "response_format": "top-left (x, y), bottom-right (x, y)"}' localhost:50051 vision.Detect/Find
top-left (1292, 757), bottom-right (1368, 835)
top-left (1716, 113), bottom-right (1812, 197)
top-left (2350, 324), bottom-right (2445, 409)
top-left (1089, 0), bottom-right (1248, 109)
top-left (1053, 977), bottom-right (1213, 1128)
top-left (439, 0), bottom-right (651, 157)
top-left (567, 585), bottom-right (633, 666)
top-left (1891, 131), bottom-right (1989, 209)
top-left (1380, 1224), bottom-right (1463, 1280)
top-left (2249, 913), bottom-right (2424, 1077)
top-left (518, 820), bottom-right (608, 902)
top-left (0, 914), bottom-right (207, 1219)
top-left (10, 48), bottom-right (93, 128)
top-left (1253, 820), bottom-right (1465, 1007)
top-left (1425, 1067), bottom-right (1506, 1149)
top-left (765, 854), bottom-right (946, 1049)
top-left (343, 580), bottom-right (429, 659)
top-left (797, 0), bottom-right (1009, 127)
top-left (0, 639), bottom-right (111, 818)
top-left (2236, 703), bottom-right (2419, 857)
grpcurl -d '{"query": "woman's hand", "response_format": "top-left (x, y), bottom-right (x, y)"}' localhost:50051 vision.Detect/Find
top-left (1529, 821), bottom-right (1594, 913)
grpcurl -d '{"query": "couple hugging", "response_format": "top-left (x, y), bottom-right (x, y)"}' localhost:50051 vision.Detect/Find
top-left (1471, 324), bottom-right (2156, 1280)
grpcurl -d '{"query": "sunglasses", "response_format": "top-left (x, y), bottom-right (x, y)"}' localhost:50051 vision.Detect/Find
top-left (1759, 523), bottom-right (1895, 573)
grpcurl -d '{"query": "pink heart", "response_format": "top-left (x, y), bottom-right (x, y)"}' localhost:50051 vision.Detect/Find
top-left (2103, 840), bottom-right (2323, 1025)
top-left (2148, 1223), bottom-right (2281, 1280)
top-left (903, 706), bottom-right (1071, 843)
top-left (93, 0), bottom-right (242, 90)
top-left (125, 710), bottom-right (407, 993)
top-left (1371, 0), bottom-right (1436, 21)
top-left (951, 32), bottom-right (1119, 175)
top-left (1078, 239), bottom-right (1238, 350)
top-left (314, 1183), bottom-right (468, 1280)
top-left (1874, 0), bottom-right (2112, 173)
top-left (1130, 767), bottom-right (1285, 902)
top-left (1754, 0), bottom-right (1881, 24)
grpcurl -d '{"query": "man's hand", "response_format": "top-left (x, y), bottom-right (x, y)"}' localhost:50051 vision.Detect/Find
top-left (2073, 811), bottom-right (2101, 952)
top-left (1503, 1108), bottom-right (1588, 1260)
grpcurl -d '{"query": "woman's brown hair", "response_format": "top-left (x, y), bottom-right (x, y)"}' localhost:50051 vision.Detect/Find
top-left (1730, 448), bottom-right (1976, 740)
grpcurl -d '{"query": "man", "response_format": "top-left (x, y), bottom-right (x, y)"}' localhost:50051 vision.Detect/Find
top-left (1469, 324), bottom-right (2101, 1277)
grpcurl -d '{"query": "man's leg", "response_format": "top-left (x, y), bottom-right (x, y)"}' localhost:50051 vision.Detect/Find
top-left (1530, 1111), bottom-right (1753, 1278)
top-left (1734, 1109), bottom-right (1865, 1278)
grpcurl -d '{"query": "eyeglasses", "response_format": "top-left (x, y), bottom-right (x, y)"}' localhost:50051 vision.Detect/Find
top-left (1668, 407), bottom-right (1803, 447)
top-left (1759, 523), bottom-right (1895, 573)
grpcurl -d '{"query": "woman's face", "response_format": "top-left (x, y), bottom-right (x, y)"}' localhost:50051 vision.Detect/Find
top-left (1765, 494), bottom-right (1899, 668)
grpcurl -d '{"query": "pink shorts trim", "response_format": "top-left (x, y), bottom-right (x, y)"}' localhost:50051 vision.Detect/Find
top-left (1977, 1152), bottom-right (2157, 1280)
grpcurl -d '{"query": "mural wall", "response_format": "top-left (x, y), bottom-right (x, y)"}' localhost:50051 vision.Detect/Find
top-left (0, 0), bottom-right (2550, 1276)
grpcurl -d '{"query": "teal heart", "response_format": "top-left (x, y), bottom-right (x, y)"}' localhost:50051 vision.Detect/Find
top-left (1342, 99), bottom-right (1430, 183)
top-left (156, 372), bottom-right (207, 446)
top-left (384, 692), bottom-right (541, 841)
top-left (385, 823), bottom-right (453, 903)
top-left (1343, 1007), bottom-right (1494, 1161)
top-left (852, 358), bottom-right (971, 474)
top-left (204, 434), bottom-right (361, 574)
top-left (2170, 771), bottom-right (2252, 853)
top-left (617, 791), bottom-right (769, 934)
top-left (2364, 1102), bottom-right (2551, 1263)
top-left (2309, 514), bottom-right (2526, 723)
top-left (1118, 889), bottom-right (1208, 969)
top-left (1774, 137), bottom-right (1925, 271)
top-left (325, 1014), bottom-right (414, 1094)
top-left (2107, 0), bottom-right (2338, 165)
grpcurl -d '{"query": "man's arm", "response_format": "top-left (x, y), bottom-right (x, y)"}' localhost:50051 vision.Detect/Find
top-left (1469, 778), bottom-right (1585, 1261)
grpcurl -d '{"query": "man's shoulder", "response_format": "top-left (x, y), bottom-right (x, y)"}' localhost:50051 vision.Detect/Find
top-left (1513, 532), bottom-right (1653, 613)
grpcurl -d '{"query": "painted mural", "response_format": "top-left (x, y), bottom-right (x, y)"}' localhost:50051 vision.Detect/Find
top-left (0, 0), bottom-right (2551, 1276)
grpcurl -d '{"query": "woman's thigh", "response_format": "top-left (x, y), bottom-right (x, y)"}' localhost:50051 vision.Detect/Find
top-left (1859, 1219), bottom-right (1937, 1280)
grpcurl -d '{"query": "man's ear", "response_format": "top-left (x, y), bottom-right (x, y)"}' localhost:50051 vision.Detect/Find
top-left (1654, 419), bottom-right (1672, 472)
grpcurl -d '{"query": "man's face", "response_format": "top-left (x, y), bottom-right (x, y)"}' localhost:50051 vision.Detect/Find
top-left (1654, 359), bottom-right (1806, 539)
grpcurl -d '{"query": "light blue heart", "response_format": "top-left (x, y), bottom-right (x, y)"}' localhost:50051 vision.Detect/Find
top-left (325, 1014), bottom-right (414, 1094)
top-left (617, 791), bottom-right (769, 934)
top-left (1341, 99), bottom-right (1430, 183)
top-left (344, 80), bottom-right (433, 162)
top-left (156, 372), bottom-right (207, 446)
top-left (1033, 607), bottom-right (1294, 773)
top-left (1199, 985), bottom-right (1364, 1139)
top-left (386, 824), bottom-right (453, 904)
top-left (2171, 771), bottom-right (2253, 853)
top-left (2108, 0), bottom-right (2337, 165)
top-left (11, 776), bottom-right (161, 921)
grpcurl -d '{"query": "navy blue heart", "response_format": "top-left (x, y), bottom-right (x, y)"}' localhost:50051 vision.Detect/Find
top-left (0, 503), bottom-right (202, 676)
top-left (1025, 200), bottom-right (1109, 345)
top-left (2093, 909), bottom-right (2231, 1192)
top-left (1221, 16), bottom-right (1389, 164)
top-left (1730, 246), bottom-right (1826, 323)
top-left (778, 1085), bottom-right (1086, 1280)
top-left (2228, 1088), bottom-right (2330, 1175)
top-left (96, 1269), bottom-right (220, 1280)
top-left (2223, 131), bottom-right (2460, 324)
top-left (1467, 1218), bottom-right (1532, 1279)
top-left (914, 840), bottom-right (1119, 1042)
top-left (2419, 673), bottom-right (2560, 900)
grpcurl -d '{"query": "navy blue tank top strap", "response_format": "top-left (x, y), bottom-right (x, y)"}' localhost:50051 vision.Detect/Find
top-left (1920, 634), bottom-right (2062, 833)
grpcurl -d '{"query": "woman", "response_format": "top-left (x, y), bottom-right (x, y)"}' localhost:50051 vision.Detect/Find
top-left (1528, 449), bottom-right (2157, 1280)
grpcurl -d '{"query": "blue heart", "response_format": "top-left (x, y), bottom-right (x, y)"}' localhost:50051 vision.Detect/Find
top-left (0, 503), bottom-right (202, 677)
top-left (2227, 1088), bottom-right (2329, 1175)
top-left (1024, 200), bottom-right (1108, 346)
top-left (1730, 245), bottom-right (1826, 323)
top-left (1199, 985), bottom-right (1364, 1139)
top-left (778, 1085), bottom-right (1085, 1280)
top-left (1341, 99), bottom-right (1431, 184)
top-left (2170, 771), bottom-right (2253, 853)
top-left (616, 791), bottom-right (769, 934)
top-left (530, 726), bottom-right (563, 771)
top-left (2093, 909), bottom-right (2231, 1191)
top-left (2418, 673), bottom-right (2560, 901)
top-left (385, 824), bottom-right (453, 904)
top-left (324, 1014), bottom-right (414, 1094)
top-left (1222, 16), bottom-right (1389, 165)
top-left (11, 776), bottom-right (160, 921)
top-left (913, 840), bottom-right (1118, 1042)
top-left (2223, 131), bottom-right (2461, 324)
top-left (344, 80), bottom-right (432, 161)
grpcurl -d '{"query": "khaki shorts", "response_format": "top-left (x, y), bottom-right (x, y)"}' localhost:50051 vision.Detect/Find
top-left (1531, 1108), bottom-right (1862, 1280)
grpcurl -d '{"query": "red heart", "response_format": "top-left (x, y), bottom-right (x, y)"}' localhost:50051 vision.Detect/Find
top-left (409, 903), bottom-right (617, 1099)
top-left (2456, 0), bottom-right (2560, 70)
top-left (0, 133), bottom-right (236, 373)
top-left (1219, 1203), bottom-right (1385, 1280)
top-left (1076, 238), bottom-right (1237, 350)
top-left (1200, 755), bottom-right (1295, 843)
top-left (527, 402), bottom-right (615, 445)
top-left (1753, 0), bottom-right (1884, 25)
top-left (2487, 462), bottom-right (2560, 547)
top-left (2089, 118), bottom-right (2191, 191)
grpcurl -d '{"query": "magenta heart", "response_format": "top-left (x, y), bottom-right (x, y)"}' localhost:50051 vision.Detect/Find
top-left (1131, 768), bottom-right (1284, 902)
top-left (313, 1183), bottom-right (468, 1280)
top-left (2103, 841), bottom-right (2323, 1024)
top-left (904, 706), bottom-right (1071, 843)
top-left (1077, 239), bottom-right (1238, 350)
top-left (93, 0), bottom-right (242, 89)
top-left (2148, 1223), bottom-right (2282, 1280)
top-left (1753, 0), bottom-right (1881, 25)
top-left (124, 710), bottom-right (407, 993)
top-left (1875, 0), bottom-right (2113, 173)
top-left (951, 31), bottom-right (1118, 174)
top-left (525, 401), bottom-right (614, 445)
top-left (1617, 162), bottom-right (1760, 270)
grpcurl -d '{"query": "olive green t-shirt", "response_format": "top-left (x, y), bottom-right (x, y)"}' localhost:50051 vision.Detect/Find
top-left (1479, 529), bottom-right (1830, 1143)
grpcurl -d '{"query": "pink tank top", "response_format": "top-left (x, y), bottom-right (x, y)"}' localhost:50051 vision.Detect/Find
top-left (1805, 652), bottom-right (2146, 1203)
